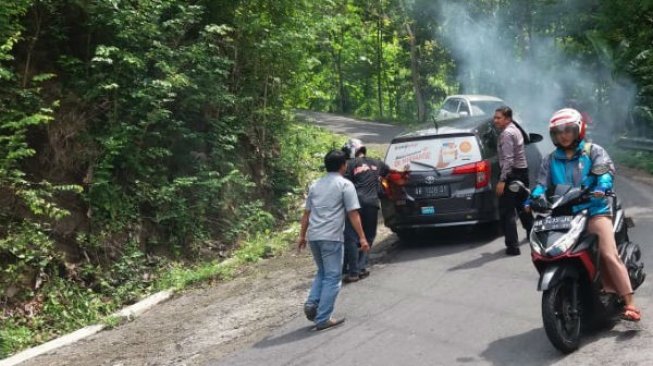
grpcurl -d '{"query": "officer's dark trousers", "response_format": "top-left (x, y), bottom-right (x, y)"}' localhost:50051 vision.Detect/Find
top-left (499, 168), bottom-right (534, 248)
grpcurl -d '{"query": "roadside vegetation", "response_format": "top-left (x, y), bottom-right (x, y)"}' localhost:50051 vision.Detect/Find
top-left (612, 149), bottom-right (653, 176)
top-left (1, 122), bottom-right (342, 356)
top-left (1, 0), bottom-right (653, 358)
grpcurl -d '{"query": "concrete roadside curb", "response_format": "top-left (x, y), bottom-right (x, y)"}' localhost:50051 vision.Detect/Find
top-left (0, 290), bottom-right (174, 366)
top-left (113, 290), bottom-right (173, 321)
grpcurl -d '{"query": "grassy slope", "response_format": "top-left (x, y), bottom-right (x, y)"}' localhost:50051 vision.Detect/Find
top-left (0, 122), bottom-right (345, 358)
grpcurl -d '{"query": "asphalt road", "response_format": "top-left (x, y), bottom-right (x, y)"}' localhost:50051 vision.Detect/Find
top-left (295, 111), bottom-right (405, 144)
top-left (220, 113), bottom-right (653, 366)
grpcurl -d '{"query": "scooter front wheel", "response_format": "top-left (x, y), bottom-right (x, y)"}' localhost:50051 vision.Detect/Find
top-left (542, 280), bottom-right (581, 353)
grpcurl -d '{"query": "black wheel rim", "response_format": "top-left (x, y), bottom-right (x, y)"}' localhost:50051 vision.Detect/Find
top-left (554, 282), bottom-right (581, 342)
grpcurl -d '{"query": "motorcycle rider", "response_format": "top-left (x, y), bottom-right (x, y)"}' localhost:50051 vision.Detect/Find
top-left (526, 108), bottom-right (641, 321)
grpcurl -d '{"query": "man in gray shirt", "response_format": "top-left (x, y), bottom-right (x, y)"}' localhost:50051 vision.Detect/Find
top-left (494, 106), bottom-right (533, 256)
top-left (297, 149), bottom-right (369, 331)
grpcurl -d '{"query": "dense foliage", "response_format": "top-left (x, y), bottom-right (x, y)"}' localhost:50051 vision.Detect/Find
top-left (1, 0), bottom-right (652, 357)
top-left (0, 0), bottom-right (339, 354)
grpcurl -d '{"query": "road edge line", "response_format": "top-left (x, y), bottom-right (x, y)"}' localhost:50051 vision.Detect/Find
top-left (0, 290), bottom-right (174, 366)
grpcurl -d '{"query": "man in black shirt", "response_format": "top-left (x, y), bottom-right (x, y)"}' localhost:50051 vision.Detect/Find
top-left (341, 138), bottom-right (390, 282)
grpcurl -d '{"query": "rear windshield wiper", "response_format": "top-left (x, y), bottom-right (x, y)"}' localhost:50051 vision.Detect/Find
top-left (410, 160), bottom-right (441, 176)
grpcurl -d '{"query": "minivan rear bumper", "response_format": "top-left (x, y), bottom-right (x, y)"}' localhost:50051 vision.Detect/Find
top-left (381, 190), bottom-right (499, 231)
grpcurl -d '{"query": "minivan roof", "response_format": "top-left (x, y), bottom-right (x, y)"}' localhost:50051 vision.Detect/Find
top-left (392, 116), bottom-right (491, 142)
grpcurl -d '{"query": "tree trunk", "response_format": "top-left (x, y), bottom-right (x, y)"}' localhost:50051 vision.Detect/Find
top-left (405, 22), bottom-right (426, 122)
top-left (394, 62), bottom-right (400, 117)
top-left (23, 6), bottom-right (43, 88)
top-left (377, 9), bottom-right (384, 117)
top-left (333, 47), bottom-right (347, 113)
top-left (328, 26), bottom-right (346, 113)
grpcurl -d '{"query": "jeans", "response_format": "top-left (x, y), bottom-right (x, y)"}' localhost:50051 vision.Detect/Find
top-left (306, 240), bottom-right (344, 325)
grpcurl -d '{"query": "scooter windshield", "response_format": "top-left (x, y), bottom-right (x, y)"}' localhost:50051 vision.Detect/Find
top-left (550, 186), bottom-right (585, 210)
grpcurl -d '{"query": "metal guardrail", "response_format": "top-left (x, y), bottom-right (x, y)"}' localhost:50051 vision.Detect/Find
top-left (617, 137), bottom-right (653, 152)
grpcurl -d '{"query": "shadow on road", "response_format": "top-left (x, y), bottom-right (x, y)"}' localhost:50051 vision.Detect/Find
top-left (480, 324), bottom-right (643, 366)
top-left (614, 329), bottom-right (642, 342)
top-left (253, 324), bottom-right (318, 349)
top-left (480, 328), bottom-right (563, 366)
top-left (447, 249), bottom-right (506, 271)
top-left (448, 240), bottom-right (530, 271)
top-left (380, 227), bottom-right (498, 265)
top-left (582, 326), bottom-right (643, 347)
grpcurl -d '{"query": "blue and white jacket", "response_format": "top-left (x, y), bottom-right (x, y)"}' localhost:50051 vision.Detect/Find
top-left (531, 140), bottom-right (615, 216)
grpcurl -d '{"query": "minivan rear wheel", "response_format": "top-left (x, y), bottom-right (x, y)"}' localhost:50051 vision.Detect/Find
top-left (479, 222), bottom-right (501, 238)
top-left (395, 229), bottom-right (417, 243)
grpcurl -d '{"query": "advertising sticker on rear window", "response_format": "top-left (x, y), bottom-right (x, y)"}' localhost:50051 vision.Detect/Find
top-left (385, 136), bottom-right (481, 171)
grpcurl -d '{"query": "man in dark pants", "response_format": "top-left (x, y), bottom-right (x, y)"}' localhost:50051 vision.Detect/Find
top-left (341, 138), bottom-right (389, 282)
top-left (493, 106), bottom-right (533, 256)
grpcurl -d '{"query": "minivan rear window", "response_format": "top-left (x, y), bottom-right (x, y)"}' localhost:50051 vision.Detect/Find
top-left (385, 135), bottom-right (482, 171)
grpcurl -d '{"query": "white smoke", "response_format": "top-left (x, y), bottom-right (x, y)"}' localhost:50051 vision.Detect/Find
top-left (435, 2), bottom-right (637, 147)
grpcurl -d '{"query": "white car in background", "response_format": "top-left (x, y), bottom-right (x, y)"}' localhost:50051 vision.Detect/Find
top-left (435, 95), bottom-right (506, 121)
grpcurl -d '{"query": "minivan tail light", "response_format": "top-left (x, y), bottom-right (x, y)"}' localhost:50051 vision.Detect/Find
top-left (383, 170), bottom-right (409, 199)
top-left (452, 160), bottom-right (490, 189)
top-left (452, 163), bottom-right (476, 175)
top-left (386, 170), bottom-right (409, 187)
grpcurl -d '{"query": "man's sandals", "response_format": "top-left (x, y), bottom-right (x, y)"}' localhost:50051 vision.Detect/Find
top-left (622, 305), bottom-right (641, 322)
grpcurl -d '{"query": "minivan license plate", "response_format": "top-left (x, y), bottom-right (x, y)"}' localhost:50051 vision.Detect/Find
top-left (412, 185), bottom-right (450, 198)
top-left (534, 216), bottom-right (574, 231)
top-left (421, 206), bottom-right (435, 215)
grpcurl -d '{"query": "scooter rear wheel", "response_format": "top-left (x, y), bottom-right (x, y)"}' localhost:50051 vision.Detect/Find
top-left (542, 280), bottom-right (581, 353)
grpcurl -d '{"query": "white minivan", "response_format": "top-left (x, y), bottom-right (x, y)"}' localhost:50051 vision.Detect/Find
top-left (436, 95), bottom-right (506, 121)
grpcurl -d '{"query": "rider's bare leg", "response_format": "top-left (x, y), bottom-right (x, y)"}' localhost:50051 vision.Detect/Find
top-left (588, 216), bottom-right (635, 306)
top-left (599, 257), bottom-right (617, 294)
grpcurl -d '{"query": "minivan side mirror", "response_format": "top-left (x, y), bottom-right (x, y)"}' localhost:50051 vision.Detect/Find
top-left (458, 111), bottom-right (469, 117)
top-left (528, 133), bottom-right (543, 144)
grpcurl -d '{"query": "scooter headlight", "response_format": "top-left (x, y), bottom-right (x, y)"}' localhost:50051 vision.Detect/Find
top-left (544, 213), bottom-right (587, 256)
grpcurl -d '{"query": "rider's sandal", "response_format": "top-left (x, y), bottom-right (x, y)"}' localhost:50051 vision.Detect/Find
top-left (622, 305), bottom-right (641, 322)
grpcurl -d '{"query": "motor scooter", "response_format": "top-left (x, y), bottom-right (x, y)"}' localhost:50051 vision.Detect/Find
top-left (508, 179), bottom-right (645, 353)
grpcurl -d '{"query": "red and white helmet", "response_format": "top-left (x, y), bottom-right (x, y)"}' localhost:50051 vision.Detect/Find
top-left (548, 108), bottom-right (585, 147)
